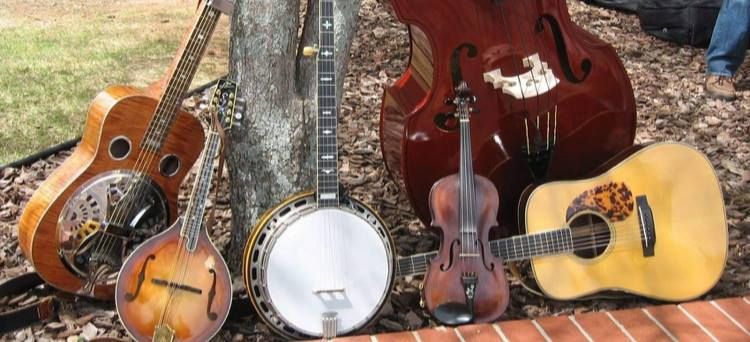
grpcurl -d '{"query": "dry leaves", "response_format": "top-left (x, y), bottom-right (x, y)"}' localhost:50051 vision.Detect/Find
top-left (2, 0), bottom-right (750, 340)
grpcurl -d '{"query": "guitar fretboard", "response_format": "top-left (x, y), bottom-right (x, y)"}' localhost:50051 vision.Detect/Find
top-left (141, 3), bottom-right (221, 152)
top-left (317, 0), bottom-right (339, 208)
top-left (395, 229), bottom-right (574, 277)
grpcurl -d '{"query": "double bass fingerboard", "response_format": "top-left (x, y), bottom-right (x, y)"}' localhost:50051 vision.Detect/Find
top-left (316, 0), bottom-right (339, 208)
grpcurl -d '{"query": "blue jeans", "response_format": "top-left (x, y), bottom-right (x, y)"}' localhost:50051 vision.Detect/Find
top-left (706, 0), bottom-right (750, 77)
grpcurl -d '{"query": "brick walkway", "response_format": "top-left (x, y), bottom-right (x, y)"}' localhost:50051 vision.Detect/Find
top-left (329, 297), bottom-right (750, 341)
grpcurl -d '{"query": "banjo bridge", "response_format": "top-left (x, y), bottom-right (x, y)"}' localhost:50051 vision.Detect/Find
top-left (313, 288), bottom-right (346, 295)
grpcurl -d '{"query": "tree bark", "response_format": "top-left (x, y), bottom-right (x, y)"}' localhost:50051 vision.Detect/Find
top-left (226, 0), bottom-right (362, 273)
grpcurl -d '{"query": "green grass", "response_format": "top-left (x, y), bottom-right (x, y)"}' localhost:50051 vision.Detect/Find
top-left (0, 4), bottom-right (229, 164)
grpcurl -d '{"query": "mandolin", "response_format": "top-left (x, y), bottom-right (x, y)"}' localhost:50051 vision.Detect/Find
top-left (380, 0), bottom-right (637, 236)
top-left (396, 143), bottom-right (727, 301)
top-left (17, 0), bottom-right (230, 299)
top-left (242, 1), bottom-right (395, 339)
top-left (115, 80), bottom-right (241, 342)
top-left (422, 81), bottom-right (509, 325)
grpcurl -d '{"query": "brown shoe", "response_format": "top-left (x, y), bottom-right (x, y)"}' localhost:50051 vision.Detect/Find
top-left (705, 75), bottom-right (736, 100)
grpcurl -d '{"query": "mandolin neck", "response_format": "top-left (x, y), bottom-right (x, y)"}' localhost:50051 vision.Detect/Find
top-left (316, 0), bottom-right (339, 208)
top-left (395, 228), bottom-right (574, 277)
top-left (181, 131), bottom-right (222, 251)
top-left (141, 1), bottom-right (222, 152)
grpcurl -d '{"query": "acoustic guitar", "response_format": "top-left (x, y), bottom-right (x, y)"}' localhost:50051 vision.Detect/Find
top-left (115, 80), bottom-right (240, 342)
top-left (18, 1), bottom-right (229, 299)
top-left (397, 143), bottom-right (727, 301)
top-left (242, 1), bottom-right (395, 339)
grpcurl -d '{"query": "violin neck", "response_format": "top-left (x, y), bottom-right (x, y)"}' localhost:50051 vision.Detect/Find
top-left (457, 92), bottom-right (478, 245)
top-left (316, 0), bottom-right (339, 208)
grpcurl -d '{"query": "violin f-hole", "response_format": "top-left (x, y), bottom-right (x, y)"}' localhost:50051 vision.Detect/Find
top-left (125, 254), bottom-right (155, 301)
top-left (536, 15), bottom-right (591, 83)
top-left (478, 241), bottom-right (495, 271)
top-left (440, 239), bottom-right (461, 271)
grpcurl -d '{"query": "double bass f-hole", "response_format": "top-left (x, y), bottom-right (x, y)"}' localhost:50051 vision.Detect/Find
top-left (536, 15), bottom-right (591, 83)
top-left (435, 44), bottom-right (479, 131)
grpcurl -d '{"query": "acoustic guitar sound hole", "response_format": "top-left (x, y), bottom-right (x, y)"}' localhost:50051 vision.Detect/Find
top-left (109, 136), bottom-right (131, 160)
top-left (159, 155), bottom-right (181, 177)
top-left (569, 213), bottom-right (611, 259)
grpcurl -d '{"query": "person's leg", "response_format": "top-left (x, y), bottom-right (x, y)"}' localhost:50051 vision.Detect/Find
top-left (706, 0), bottom-right (750, 77)
top-left (705, 0), bottom-right (750, 99)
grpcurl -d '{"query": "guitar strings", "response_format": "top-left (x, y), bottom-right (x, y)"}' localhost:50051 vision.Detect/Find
top-left (399, 223), bottom-right (655, 276)
top-left (92, 9), bottom-right (214, 265)
top-left (92, 5), bottom-right (217, 272)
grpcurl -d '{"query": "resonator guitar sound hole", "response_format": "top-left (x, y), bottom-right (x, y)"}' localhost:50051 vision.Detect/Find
top-left (569, 213), bottom-right (611, 259)
top-left (159, 155), bottom-right (181, 177)
top-left (108, 136), bottom-right (131, 160)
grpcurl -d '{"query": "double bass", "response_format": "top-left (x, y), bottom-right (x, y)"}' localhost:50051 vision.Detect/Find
top-left (380, 0), bottom-right (637, 235)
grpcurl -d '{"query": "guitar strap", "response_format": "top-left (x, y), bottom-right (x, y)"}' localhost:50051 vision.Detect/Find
top-left (0, 273), bottom-right (58, 334)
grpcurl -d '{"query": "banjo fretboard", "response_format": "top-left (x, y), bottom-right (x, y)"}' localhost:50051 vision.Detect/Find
top-left (316, 0), bottom-right (338, 208)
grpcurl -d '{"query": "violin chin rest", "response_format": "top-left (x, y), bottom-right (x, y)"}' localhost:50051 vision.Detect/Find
top-left (433, 302), bottom-right (474, 326)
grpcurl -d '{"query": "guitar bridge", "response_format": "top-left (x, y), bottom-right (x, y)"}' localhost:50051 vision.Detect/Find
top-left (636, 195), bottom-right (656, 257)
top-left (153, 325), bottom-right (175, 342)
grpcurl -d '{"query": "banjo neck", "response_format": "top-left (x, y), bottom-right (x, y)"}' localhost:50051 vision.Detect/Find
top-left (315, 0), bottom-right (339, 208)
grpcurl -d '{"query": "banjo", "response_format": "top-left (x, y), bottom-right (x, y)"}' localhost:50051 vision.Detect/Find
top-left (242, 0), bottom-right (395, 339)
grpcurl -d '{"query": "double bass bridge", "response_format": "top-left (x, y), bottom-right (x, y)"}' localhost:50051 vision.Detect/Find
top-left (483, 53), bottom-right (560, 99)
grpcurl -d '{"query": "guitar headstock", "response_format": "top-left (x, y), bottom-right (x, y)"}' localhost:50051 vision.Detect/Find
top-left (210, 79), bottom-right (246, 131)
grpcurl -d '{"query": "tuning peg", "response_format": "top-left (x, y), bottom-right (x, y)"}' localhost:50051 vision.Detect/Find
top-left (303, 45), bottom-right (319, 57)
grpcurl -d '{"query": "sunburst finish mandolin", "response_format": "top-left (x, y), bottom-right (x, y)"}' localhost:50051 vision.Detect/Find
top-left (115, 80), bottom-right (239, 342)
top-left (18, 1), bottom-right (228, 299)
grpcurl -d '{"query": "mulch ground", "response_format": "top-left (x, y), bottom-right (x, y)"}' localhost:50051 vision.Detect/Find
top-left (1, 0), bottom-right (749, 341)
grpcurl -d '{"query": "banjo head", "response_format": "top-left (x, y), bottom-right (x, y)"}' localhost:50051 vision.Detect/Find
top-left (244, 193), bottom-right (394, 339)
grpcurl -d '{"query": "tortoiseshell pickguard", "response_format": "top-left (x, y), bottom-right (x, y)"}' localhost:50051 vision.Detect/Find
top-left (565, 182), bottom-right (634, 222)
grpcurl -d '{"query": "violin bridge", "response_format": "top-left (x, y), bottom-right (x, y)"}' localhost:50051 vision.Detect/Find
top-left (321, 311), bottom-right (338, 340)
top-left (153, 325), bottom-right (175, 342)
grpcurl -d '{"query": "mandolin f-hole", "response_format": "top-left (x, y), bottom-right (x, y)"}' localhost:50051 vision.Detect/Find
top-left (125, 254), bottom-right (155, 301)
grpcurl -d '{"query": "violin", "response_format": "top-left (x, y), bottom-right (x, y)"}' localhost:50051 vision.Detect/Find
top-left (423, 81), bottom-right (509, 325)
top-left (380, 0), bottom-right (637, 236)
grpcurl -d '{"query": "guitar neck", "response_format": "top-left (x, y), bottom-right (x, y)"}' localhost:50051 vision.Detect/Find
top-left (181, 131), bottom-right (222, 250)
top-left (316, 0), bottom-right (339, 208)
top-left (395, 228), bottom-right (574, 277)
top-left (141, 2), bottom-right (222, 152)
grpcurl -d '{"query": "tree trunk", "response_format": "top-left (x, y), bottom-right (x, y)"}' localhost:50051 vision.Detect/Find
top-left (225, 0), bottom-right (362, 273)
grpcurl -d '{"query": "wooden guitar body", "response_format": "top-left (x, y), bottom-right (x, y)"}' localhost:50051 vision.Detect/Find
top-left (523, 143), bottom-right (727, 301)
top-left (380, 0), bottom-right (636, 235)
top-left (115, 219), bottom-right (232, 341)
top-left (18, 86), bottom-right (204, 299)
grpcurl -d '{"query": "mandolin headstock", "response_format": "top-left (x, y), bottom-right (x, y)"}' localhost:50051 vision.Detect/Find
top-left (209, 79), bottom-right (245, 132)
